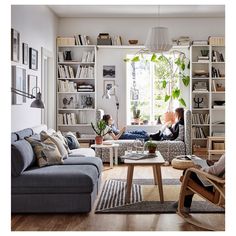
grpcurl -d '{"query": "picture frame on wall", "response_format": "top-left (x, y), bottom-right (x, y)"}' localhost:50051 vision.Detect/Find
top-left (11, 28), bottom-right (20, 62)
top-left (103, 65), bottom-right (115, 78)
top-left (29, 48), bottom-right (38, 70)
top-left (28, 75), bottom-right (38, 95)
top-left (11, 66), bottom-right (26, 105)
top-left (104, 80), bottom-right (115, 95)
top-left (22, 43), bottom-right (28, 65)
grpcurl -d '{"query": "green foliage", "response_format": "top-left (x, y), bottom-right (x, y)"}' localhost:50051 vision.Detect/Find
top-left (131, 56), bottom-right (140, 62)
top-left (145, 138), bottom-right (157, 148)
top-left (133, 107), bottom-right (141, 119)
top-left (91, 120), bottom-right (108, 136)
top-left (164, 95), bottom-right (171, 102)
top-left (178, 98), bottom-right (187, 107)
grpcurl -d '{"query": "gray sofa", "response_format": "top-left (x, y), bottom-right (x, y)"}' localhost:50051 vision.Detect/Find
top-left (11, 125), bottom-right (103, 213)
top-left (96, 109), bottom-right (191, 162)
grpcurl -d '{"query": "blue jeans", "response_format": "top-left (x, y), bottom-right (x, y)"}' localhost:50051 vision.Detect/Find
top-left (120, 130), bottom-right (149, 141)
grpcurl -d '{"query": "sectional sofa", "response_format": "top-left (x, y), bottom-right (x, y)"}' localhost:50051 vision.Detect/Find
top-left (96, 109), bottom-right (191, 163)
top-left (11, 125), bottom-right (103, 213)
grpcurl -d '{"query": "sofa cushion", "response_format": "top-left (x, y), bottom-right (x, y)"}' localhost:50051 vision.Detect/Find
top-left (69, 148), bottom-right (95, 157)
top-left (15, 128), bottom-right (33, 140)
top-left (11, 162), bottom-right (100, 194)
top-left (11, 133), bottom-right (18, 143)
top-left (65, 132), bottom-right (80, 149)
top-left (40, 131), bottom-right (68, 159)
top-left (26, 137), bottom-right (63, 167)
top-left (11, 140), bottom-right (36, 176)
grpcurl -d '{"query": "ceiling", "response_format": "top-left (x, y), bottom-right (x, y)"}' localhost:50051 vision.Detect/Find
top-left (48, 5), bottom-right (225, 18)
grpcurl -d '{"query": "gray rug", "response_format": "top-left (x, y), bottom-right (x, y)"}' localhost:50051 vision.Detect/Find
top-left (95, 179), bottom-right (225, 214)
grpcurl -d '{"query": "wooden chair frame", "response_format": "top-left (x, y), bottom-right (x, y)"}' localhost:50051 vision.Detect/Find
top-left (177, 167), bottom-right (225, 231)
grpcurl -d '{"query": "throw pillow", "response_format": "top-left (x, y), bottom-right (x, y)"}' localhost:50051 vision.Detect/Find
top-left (55, 130), bottom-right (72, 154)
top-left (26, 137), bottom-right (63, 167)
top-left (175, 124), bottom-right (184, 141)
top-left (40, 131), bottom-right (68, 159)
top-left (65, 132), bottom-right (80, 150)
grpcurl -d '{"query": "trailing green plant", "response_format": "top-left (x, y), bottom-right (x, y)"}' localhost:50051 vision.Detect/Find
top-left (124, 50), bottom-right (190, 108)
top-left (91, 120), bottom-right (109, 136)
top-left (145, 138), bottom-right (157, 148)
top-left (133, 107), bottom-right (141, 119)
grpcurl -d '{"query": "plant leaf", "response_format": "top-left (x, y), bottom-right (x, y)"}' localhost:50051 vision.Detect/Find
top-left (187, 61), bottom-right (190, 69)
top-left (174, 58), bottom-right (181, 66)
top-left (182, 75), bottom-right (190, 86)
top-left (162, 80), bottom-right (167, 88)
top-left (131, 56), bottom-right (140, 62)
top-left (172, 88), bottom-right (180, 99)
top-left (151, 53), bottom-right (157, 62)
top-left (123, 58), bottom-right (130, 62)
top-left (181, 62), bottom-right (185, 71)
top-left (164, 95), bottom-right (171, 102)
top-left (179, 98), bottom-right (186, 107)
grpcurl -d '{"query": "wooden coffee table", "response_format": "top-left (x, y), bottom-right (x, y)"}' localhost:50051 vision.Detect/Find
top-left (123, 151), bottom-right (165, 203)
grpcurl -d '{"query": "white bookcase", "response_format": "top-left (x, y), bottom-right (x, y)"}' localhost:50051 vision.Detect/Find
top-left (56, 44), bottom-right (97, 137)
top-left (190, 44), bottom-right (225, 158)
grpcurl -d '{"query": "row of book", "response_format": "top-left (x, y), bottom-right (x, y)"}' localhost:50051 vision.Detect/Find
top-left (212, 50), bottom-right (224, 62)
top-left (192, 113), bottom-right (210, 124)
top-left (74, 35), bottom-right (91, 45)
top-left (77, 84), bottom-right (94, 92)
top-left (81, 51), bottom-right (95, 62)
top-left (58, 80), bottom-right (77, 92)
top-left (192, 127), bottom-right (207, 138)
top-left (212, 66), bottom-right (223, 78)
top-left (58, 113), bottom-right (77, 125)
top-left (58, 65), bottom-right (95, 78)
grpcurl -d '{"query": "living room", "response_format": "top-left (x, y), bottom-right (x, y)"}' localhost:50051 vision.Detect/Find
top-left (4, 0), bottom-right (236, 233)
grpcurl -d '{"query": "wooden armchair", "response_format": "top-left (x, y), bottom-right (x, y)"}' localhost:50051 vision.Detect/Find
top-left (177, 167), bottom-right (225, 231)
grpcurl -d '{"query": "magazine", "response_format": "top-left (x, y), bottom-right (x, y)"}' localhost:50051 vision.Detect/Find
top-left (120, 153), bottom-right (156, 160)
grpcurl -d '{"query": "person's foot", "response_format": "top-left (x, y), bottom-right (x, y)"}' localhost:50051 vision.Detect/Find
top-left (150, 131), bottom-right (161, 140)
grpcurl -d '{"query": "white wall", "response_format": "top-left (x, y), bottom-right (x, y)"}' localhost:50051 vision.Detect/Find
top-left (11, 5), bottom-right (58, 132)
top-left (58, 17), bottom-right (224, 128)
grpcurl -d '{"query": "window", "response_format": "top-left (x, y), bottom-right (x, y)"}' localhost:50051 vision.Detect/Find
top-left (126, 53), bottom-right (181, 125)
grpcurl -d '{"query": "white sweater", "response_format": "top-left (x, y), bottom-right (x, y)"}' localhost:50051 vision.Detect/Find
top-left (202, 154), bottom-right (225, 176)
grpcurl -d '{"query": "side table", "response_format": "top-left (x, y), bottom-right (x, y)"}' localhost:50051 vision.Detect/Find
top-left (91, 143), bottom-right (119, 168)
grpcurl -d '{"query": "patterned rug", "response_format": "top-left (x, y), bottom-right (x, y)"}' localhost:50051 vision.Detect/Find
top-left (95, 179), bottom-right (225, 214)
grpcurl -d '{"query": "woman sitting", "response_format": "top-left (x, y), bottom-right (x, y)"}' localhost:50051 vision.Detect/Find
top-left (102, 114), bottom-right (149, 141)
top-left (150, 107), bottom-right (184, 141)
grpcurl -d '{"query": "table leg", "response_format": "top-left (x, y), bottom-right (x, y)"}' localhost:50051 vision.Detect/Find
top-left (125, 165), bottom-right (134, 203)
top-left (109, 147), bottom-right (113, 168)
top-left (153, 166), bottom-right (158, 185)
top-left (155, 165), bottom-right (164, 203)
top-left (114, 147), bottom-right (118, 165)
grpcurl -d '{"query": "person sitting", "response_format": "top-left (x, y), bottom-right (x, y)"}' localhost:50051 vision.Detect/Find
top-left (102, 114), bottom-right (149, 141)
top-left (150, 107), bottom-right (184, 141)
top-left (174, 154), bottom-right (225, 213)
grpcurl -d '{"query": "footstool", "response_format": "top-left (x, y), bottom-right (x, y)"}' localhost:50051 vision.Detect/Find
top-left (171, 155), bottom-right (195, 170)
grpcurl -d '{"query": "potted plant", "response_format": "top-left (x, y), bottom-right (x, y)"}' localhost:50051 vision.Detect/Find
top-left (133, 107), bottom-right (141, 124)
top-left (145, 138), bottom-right (157, 154)
top-left (91, 120), bottom-right (109, 145)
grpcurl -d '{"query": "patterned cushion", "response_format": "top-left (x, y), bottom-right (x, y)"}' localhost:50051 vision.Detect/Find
top-left (64, 132), bottom-right (80, 150)
top-left (40, 130), bottom-right (68, 159)
top-left (26, 137), bottom-right (63, 167)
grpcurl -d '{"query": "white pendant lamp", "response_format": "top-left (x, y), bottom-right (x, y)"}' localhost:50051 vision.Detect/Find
top-left (145, 6), bottom-right (172, 53)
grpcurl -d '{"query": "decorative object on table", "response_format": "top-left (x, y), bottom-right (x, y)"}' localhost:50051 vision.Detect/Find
top-left (91, 120), bottom-right (109, 145)
top-left (97, 33), bottom-right (112, 45)
top-left (64, 50), bottom-right (72, 61)
top-left (28, 75), bottom-right (38, 95)
top-left (103, 65), bottom-right (115, 78)
top-left (132, 106), bottom-right (141, 124)
top-left (134, 138), bottom-right (145, 154)
top-left (145, 139), bottom-right (157, 154)
top-left (29, 47), bottom-right (38, 70)
top-left (193, 96), bottom-right (204, 108)
top-left (11, 66), bottom-right (26, 105)
top-left (85, 95), bottom-right (93, 107)
top-left (11, 28), bottom-right (20, 62)
top-left (62, 97), bottom-right (74, 109)
top-left (22, 43), bottom-right (28, 65)
top-left (128, 40), bottom-right (138, 45)
top-left (102, 81), bottom-right (119, 127)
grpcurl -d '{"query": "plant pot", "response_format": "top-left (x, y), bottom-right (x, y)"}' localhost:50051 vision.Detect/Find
top-left (95, 136), bottom-right (103, 145)
top-left (148, 146), bottom-right (157, 154)
top-left (133, 118), bottom-right (140, 125)
top-left (164, 111), bottom-right (175, 124)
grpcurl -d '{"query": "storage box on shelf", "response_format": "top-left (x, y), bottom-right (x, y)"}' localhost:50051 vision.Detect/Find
top-left (56, 37), bottom-right (97, 140)
top-left (190, 42), bottom-right (225, 157)
top-left (207, 136), bottom-right (225, 160)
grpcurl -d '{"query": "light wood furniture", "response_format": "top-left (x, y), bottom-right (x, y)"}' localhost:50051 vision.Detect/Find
top-left (91, 143), bottom-right (119, 168)
top-left (207, 136), bottom-right (225, 160)
top-left (177, 167), bottom-right (225, 231)
top-left (190, 44), bottom-right (225, 158)
top-left (171, 156), bottom-right (195, 170)
top-left (123, 151), bottom-right (165, 203)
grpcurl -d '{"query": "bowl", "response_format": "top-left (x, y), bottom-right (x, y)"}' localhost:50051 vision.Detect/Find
top-left (129, 40), bottom-right (138, 45)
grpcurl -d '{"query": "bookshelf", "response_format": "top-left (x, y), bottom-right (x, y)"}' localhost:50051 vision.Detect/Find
top-left (56, 40), bottom-right (97, 139)
top-left (190, 44), bottom-right (225, 158)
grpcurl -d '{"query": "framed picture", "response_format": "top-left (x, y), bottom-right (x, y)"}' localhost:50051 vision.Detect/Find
top-left (11, 66), bottom-right (26, 105)
top-left (104, 80), bottom-right (115, 95)
top-left (11, 28), bottom-right (20, 62)
top-left (28, 75), bottom-right (38, 95)
top-left (103, 65), bottom-right (115, 78)
top-left (29, 48), bottom-right (38, 70)
top-left (22, 43), bottom-right (28, 65)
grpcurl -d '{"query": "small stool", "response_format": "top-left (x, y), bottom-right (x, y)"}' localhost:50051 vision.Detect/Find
top-left (171, 156), bottom-right (195, 170)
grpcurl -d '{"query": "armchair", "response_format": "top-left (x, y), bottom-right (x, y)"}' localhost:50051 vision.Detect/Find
top-left (177, 167), bottom-right (225, 230)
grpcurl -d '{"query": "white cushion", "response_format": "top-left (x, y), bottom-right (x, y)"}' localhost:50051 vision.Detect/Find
top-left (69, 148), bottom-right (95, 157)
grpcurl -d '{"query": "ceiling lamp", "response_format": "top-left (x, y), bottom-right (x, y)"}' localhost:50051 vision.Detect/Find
top-left (145, 6), bottom-right (172, 53)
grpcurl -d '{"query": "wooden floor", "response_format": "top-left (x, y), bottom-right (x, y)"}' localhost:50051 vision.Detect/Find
top-left (11, 165), bottom-right (225, 231)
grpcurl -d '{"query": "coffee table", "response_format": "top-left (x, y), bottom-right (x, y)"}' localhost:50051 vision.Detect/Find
top-left (91, 143), bottom-right (119, 168)
top-left (123, 151), bottom-right (165, 203)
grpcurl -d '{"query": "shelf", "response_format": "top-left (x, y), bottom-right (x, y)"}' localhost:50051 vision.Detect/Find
top-left (192, 108), bottom-right (210, 111)
top-left (192, 124), bottom-right (210, 126)
top-left (57, 92), bottom-right (95, 94)
top-left (212, 108), bottom-right (225, 111)
top-left (212, 77), bottom-right (225, 80)
top-left (211, 124), bottom-right (225, 127)
top-left (208, 150), bottom-right (225, 154)
top-left (58, 78), bottom-right (95, 80)
top-left (212, 62), bottom-right (225, 64)
top-left (192, 77), bottom-right (209, 80)
top-left (58, 124), bottom-right (91, 127)
top-left (58, 45), bottom-right (96, 48)
top-left (97, 45), bottom-right (145, 49)
top-left (58, 108), bottom-right (95, 111)
top-left (192, 62), bottom-right (209, 64)
top-left (58, 62), bottom-right (95, 65)
top-left (192, 91), bottom-right (209, 93)
top-left (211, 91), bottom-right (225, 94)
top-left (192, 138), bottom-right (208, 140)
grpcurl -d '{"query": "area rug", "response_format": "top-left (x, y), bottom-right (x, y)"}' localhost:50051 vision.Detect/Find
top-left (95, 179), bottom-right (225, 214)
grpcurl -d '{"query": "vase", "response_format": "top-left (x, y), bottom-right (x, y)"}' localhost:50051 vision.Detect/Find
top-left (95, 136), bottom-right (103, 145)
